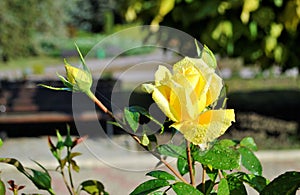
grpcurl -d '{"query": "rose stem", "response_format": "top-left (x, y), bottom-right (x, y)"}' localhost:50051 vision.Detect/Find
top-left (186, 141), bottom-right (195, 186)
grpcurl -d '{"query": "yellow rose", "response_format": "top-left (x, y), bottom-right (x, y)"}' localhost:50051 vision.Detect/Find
top-left (143, 54), bottom-right (235, 145)
top-left (64, 63), bottom-right (93, 93)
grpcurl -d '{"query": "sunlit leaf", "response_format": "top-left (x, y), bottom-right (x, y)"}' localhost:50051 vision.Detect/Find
top-left (80, 180), bottom-right (108, 195)
top-left (141, 134), bottom-right (150, 146)
top-left (240, 137), bottom-right (257, 151)
top-left (238, 147), bottom-right (262, 176)
top-left (0, 179), bottom-right (6, 195)
top-left (193, 139), bottom-right (240, 170)
top-left (124, 107), bottom-right (140, 132)
top-left (130, 179), bottom-right (170, 195)
top-left (172, 182), bottom-right (203, 195)
top-left (70, 159), bottom-right (80, 173)
top-left (146, 170), bottom-right (176, 181)
top-left (217, 178), bottom-right (229, 195)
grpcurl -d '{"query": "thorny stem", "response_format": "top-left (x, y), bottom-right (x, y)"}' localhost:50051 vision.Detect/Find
top-left (90, 93), bottom-right (189, 184)
top-left (186, 141), bottom-right (195, 186)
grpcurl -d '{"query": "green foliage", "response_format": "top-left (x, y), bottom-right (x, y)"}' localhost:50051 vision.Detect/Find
top-left (0, 0), bottom-right (67, 61)
top-left (80, 180), bottom-right (109, 195)
top-left (172, 182), bottom-right (203, 195)
top-left (121, 0), bottom-right (300, 70)
top-left (217, 178), bottom-right (230, 195)
top-left (130, 179), bottom-right (170, 195)
top-left (0, 158), bottom-right (54, 194)
top-left (0, 179), bottom-right (5, 195)
top-left (261, 171), bottom-right (300, 195)
top-left (193, 139), bottom-right (240, 170)
top-left (0, 127), bottom-right (106, 195)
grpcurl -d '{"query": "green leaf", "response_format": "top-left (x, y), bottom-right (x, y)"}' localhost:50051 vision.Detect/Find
top-left (217, 178), bottom-right (229, 195)
top-left (56, 130), bottom-right (64, 150)
top-left (68, 152), bottom-right (82, 161)
top-left (80, 180), bottom-right (108, 195)
top-left (240, 137), bottom-right (257, 151)
top-left (149, 192), bottom-right (164, 195)
top-left (130, 179), bottom-right (170, 195)
top-left (29, 161), bottom-right (53, 191)
top-left (206, 168), bottom-right (218, 182)
top-left (129, 106), bottom-right (164, 133)
top-left (157, 143), bottom-right (186, 158)
top-left (226, 175), bottom-right (247, 195)
top-left (146, 170), bottom-right (176, 180)
top-left (0, 139), bottom-right (2, 147)
top-left (177, 156), bottom-right (189, 176)
top-left (238, 173), bottom-right (269, 192)
top-left (124, 107), bottom-right (140, 132)
top-left (261, 171), bottom-right (300, 195)
top-left (0, 158), bottom-right (27, 175)
top-left (193, 139), bottom-right (240, 170)
top-left (196, 180), bottom-right (215, 194)
top-left (238, 147), bottom-right (262, 176)
top-left (107, 121), bottom-right (123, 128)
top-left (64, 125), bottom-right (73, 147)
top-left (70, 159), bottom-right (80, 172)
top-left (29, 168), bottom-right (52, 191)
top-left (141, 134), bottom-right (150, 146)
top-left (75, 43), bottom-right (91, 74)
top-left (0, 179), bottom-right (6, 195)
top-left (172, 182), bottom-right (203, 195)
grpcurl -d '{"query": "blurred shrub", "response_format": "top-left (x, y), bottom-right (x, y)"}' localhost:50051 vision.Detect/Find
top-left (118, 0), bottom-right (300, 70)
top-left (0, 0), bottom-right (68, 62)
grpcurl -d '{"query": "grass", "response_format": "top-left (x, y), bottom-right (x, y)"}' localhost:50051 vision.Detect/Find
top-left (224, 77), bottom-right (300, 93)
top-left (0, 56), bottom-right (63, 71)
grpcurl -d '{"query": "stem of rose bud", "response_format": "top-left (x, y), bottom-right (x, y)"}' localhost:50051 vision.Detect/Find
top-left (186, 141), bottom-right (195, 186)
top-left (89, 92), bottom-right (189, 184)
top-left (86, 90), bottom-right (113, 118)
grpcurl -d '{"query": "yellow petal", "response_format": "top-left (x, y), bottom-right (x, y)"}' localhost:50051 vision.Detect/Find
top-left (152, 85), bottom-right (178, 122)
top-left (65, 64), bottom-right (79, 85)
top-left (206, 74), bottom-right (223, 106)
top-left (155, 65), bottom-right (172, 86)
top-left (198, 109), bottom-right (235, 143)
top-left (172, 109), bottom-right (235, 145)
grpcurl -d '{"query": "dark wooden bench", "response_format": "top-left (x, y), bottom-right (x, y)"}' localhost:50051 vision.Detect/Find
top-left (0, 79), bottom-right (117, 136)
